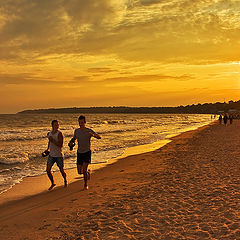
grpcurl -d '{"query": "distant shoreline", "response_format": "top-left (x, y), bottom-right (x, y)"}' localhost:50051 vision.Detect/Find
top-left (17, 100), bottom-right (240, 114)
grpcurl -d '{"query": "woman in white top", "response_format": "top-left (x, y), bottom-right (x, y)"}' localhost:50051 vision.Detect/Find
top-left (45, 120), bottom-right (67, 190)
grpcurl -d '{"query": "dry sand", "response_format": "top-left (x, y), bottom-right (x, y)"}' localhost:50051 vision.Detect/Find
top-left (0, 120), bottom-right (239, 240)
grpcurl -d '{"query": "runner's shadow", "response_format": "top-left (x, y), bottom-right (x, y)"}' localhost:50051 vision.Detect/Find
top-left (75, 177), bottom-right (83, 179)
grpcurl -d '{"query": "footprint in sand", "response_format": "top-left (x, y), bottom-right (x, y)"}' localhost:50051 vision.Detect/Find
top-left (38, 224), bottom-right (51, 230)
top-left (49, 208), bottom-right (59, 212)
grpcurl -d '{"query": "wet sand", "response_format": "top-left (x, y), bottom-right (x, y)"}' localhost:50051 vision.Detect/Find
top-left (0, 120), bottom-right (239, 239)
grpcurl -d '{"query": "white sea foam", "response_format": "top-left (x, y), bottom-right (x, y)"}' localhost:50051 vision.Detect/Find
top-left (0, 152), bottom-right (29, 164)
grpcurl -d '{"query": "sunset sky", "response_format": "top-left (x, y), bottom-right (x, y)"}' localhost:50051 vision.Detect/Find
top-left (0, 0), bottom-right (239, 113)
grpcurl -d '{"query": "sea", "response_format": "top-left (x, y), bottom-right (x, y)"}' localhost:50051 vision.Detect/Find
top-left (0, 113), bottom-right (215, 194)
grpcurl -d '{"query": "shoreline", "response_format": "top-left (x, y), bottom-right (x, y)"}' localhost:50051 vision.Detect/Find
top-left (0, 138), bottom-right (172, 206)
top-left (1, 120), bottom-right (239, 239)
top-left (0, 122), bottom-right (213, 206)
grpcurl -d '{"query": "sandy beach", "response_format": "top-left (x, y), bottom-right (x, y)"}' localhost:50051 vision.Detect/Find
top-left (0, 120), bottom-right (239, 240)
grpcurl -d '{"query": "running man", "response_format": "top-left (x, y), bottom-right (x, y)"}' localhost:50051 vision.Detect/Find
top-left (45, 120), bottom-right (67, 190)
top-left (68, 115), bottom-right (101, 190)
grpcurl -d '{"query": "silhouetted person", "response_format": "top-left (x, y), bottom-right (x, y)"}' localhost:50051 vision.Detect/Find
top-left (45, 120), bottom-right (67, 190)
top-left (229, 114), bottom-right (233, 124)
top-left (69, 115), bottom-right (101, 190)
top-left (218, 115), bottom-right (222, 124)
top-left (223, 114), bottom-right (228, 126)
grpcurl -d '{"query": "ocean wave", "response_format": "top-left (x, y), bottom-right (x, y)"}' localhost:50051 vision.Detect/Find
top-left (0, 121), bottom-right (138, 141)
top-left (63, 128), bottom-right (139, 137)
top-left (0, 128), bottom-right (48, 142)
top-left (101, 120), bottom-right (135, 125)
top-left (0, 135), bottom-right (46, 142)
top-left (0, 168), bottom-right (11, 174)
top-left (97, 128), bottom-right (138, 135)
top-left (0, 166), bottom-right (22, 174)
top-left (0, 152), bottom-right (29, 165)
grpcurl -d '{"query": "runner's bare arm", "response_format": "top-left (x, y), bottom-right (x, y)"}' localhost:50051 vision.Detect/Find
top-left (47, 140), bottom-right (50, 150)
top-left (89, 131), bottom-right (101, 139)
top-left (58, 132), bottom-right (64, 147)
top-left (69, 130), bottom-right (77, 143)
top-left (94, 133), bottom-right (101, 139)
top-left (45, 133), bottom-right (50, 151)
top-left (49, 132), bottom-right (64, 147)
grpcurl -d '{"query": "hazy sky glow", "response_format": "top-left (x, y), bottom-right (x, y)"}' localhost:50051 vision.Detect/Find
top-left (0, 0), bottom-right (239, 113)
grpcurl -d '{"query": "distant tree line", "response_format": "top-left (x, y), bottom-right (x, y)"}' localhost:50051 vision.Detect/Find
top-left (17, 100), bottom-right (240, 114)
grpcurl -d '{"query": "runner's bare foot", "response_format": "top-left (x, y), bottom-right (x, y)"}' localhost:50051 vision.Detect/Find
top-left (64, 180), bottom-right (67, 187)
top-left (84, 185), bottom-right (89, 190)
top-left (48, 183), bottom-right (56, 191)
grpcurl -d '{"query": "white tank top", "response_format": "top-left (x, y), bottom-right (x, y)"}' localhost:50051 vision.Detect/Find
top-left (48, 130), bottom-right (63, 157)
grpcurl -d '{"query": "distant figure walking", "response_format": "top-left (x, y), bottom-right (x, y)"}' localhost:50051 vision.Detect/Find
top-left (223, 114), bottom-right (228, 126)
top-left (218, 115), bottom-right (222, 124)
top-left (229, 114), bottom-right (233, 124)
top-left (68, 115), bottom-right (101, 190)
top-left (44, 120), bottom-right (67, 190)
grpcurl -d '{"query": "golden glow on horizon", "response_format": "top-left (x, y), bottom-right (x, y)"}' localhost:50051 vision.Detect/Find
top-left (0, 0), bottom-right (240, 113)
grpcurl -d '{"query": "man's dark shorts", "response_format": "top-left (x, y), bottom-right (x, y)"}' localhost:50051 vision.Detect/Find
top-left (47, 156), bottom-right (64, 168)
top-left (77, 150), bottom-right (91, 165)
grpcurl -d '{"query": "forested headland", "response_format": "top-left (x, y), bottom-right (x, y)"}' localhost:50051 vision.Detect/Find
top-left (17, 100), bottom-right (240, 114)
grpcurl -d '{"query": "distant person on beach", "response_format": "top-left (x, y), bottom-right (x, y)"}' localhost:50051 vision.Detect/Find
top-left (223, 114), bottom-right (228, 126)
top-left (68, 115), bottom-right (101, 190)
top-left (44, 120), bottom-right (67, 190)
top-left (218, 115), bottom-right (222, 124)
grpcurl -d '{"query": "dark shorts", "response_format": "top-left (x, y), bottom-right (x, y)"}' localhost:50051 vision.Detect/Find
top-left (47, 156), bottom-right (64, 168)
top-left (77, 150), bottom-right (91, 165)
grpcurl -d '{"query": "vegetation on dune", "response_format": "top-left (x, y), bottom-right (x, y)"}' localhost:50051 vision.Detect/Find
top-left (18, 100), bottom-right (240, 114)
